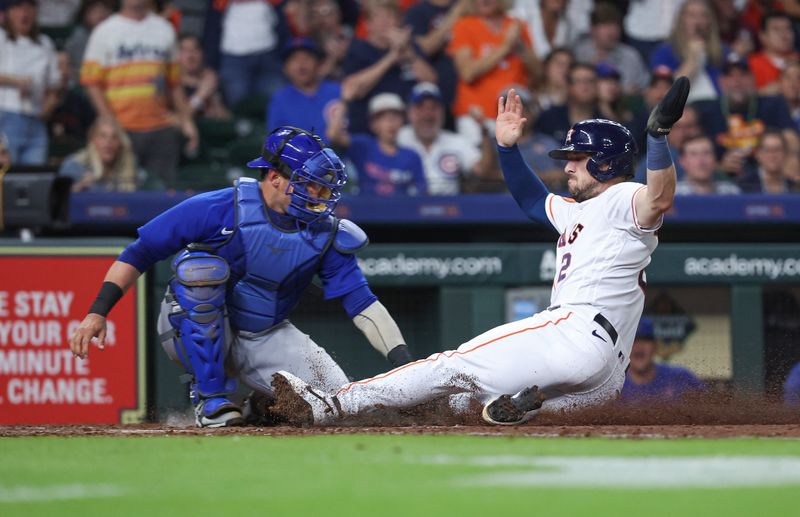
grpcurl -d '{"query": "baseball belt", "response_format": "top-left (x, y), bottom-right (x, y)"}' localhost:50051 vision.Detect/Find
top-left (547, 305), bottom-right (619, 345)
top-left (592, 313), bottom-right (618, 345)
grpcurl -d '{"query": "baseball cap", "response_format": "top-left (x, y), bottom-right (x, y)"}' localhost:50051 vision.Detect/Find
top-left (722, 53), bottom-right (750, 74)
top-left (368, 93), bottom-right (405, 116)
top-left (282, 37), bottom-right (322, 61)
top-left (636, 316), bottom-right (655, 340)
top-left (409, 82), bottom-right (443, 105)
top-left (595, 62), bottom-right (621, 80)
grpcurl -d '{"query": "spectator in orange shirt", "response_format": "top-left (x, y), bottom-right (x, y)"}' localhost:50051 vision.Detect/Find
top-left (748, 11), bottom-right (799, 94)
top-left (448, 0), bottom-right (538, 146)
top-left (80, 0), bottom-right (198, 188)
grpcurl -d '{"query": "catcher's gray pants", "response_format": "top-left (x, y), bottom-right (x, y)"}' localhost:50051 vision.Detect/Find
top-left (158, 297), bottom-right (348, 395)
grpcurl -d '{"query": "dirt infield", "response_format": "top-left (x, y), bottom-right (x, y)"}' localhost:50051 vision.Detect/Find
top-left (3, 399), bottom-right (800, 438)
top-left (2, 423), bottom-right (800, 438)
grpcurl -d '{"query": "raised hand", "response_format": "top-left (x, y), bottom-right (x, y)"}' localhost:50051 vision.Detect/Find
top-left (647, 76), bottom-right (691, 137)
top-left (495, 89), bottom-right (528, 147)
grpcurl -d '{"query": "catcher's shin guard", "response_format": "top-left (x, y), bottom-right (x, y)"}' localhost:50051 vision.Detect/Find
top-left (168, 249), bottom-right (241, 426)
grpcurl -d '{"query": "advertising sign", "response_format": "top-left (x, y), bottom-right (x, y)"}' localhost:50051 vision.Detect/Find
top-left (0, 248), bottom-right (145, 424)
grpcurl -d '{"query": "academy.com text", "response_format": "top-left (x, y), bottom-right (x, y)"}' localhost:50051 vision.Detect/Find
top-left (358, 254), bottom-right (503, 279)
top-left (684, 255), bottom-right (800, 279)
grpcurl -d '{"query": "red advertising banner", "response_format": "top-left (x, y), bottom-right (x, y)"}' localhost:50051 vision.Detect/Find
top-left (0, 250), bottom-right (145, 424)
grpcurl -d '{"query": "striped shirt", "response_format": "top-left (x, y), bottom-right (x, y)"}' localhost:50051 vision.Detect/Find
top-left (80, 13), bottom-right (179, 132)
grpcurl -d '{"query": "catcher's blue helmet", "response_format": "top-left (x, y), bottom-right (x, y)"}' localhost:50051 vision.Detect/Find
top-left (247, 126), bottom-right (325, 176)
top-left (548, 119), bottom-right (637, 182)
top-left (248, 126), bottom-right (347, 224)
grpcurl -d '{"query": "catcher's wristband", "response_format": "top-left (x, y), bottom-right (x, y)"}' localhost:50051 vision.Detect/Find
top-left (387, 344), bottom-right (414, 368)
top-left (88, 281), bottom-right (124, 317)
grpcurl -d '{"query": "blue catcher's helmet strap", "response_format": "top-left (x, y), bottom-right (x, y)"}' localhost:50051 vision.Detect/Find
top-left (261, 126), bottom-right (324, 177)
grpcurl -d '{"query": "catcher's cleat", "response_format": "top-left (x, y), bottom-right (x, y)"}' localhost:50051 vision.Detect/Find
top-left (194, 397), bottom-right (245, 428)
top-left (271, 371), bottom-right (341, 426)
top-left (481, 385), bottom-right (546, 426)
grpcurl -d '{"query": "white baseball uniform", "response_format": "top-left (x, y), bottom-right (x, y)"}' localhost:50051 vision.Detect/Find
top-left (330, 182), bottom-right (661, 416)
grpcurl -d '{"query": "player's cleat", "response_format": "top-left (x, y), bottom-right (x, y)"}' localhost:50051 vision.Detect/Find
top-left (242, 390), bottom-right (288, 426)
top-left (271, 371), bottom-right (341, 426)
top-left (481, 385), bottom-right (546, 425)
top-left (194, 397), bottom-right (245, 428)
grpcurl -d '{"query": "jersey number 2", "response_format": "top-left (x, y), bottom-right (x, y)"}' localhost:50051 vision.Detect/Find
top-left (558, 253), bottom-right (572, 282)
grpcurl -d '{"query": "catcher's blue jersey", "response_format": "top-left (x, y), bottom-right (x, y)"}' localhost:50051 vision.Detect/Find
top-left (118, 183), bottom-right (375, 330)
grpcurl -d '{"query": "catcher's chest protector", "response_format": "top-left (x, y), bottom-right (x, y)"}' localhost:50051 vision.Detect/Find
top-left (228, 179), bottom-right (335, 333)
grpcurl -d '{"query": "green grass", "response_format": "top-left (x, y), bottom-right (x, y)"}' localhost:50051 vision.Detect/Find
top-left (2, 435), bottom-right (800, 516)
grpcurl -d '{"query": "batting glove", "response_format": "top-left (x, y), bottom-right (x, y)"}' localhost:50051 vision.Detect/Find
top-left (647, 76), bottom-right (691, 137)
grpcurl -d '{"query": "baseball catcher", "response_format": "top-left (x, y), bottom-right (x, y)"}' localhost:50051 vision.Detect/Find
top-left (69, 126), bottom-right (414, 427)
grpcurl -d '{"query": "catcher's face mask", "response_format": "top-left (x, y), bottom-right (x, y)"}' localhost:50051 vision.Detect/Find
top-left (286, 148), bottom-right (347, 224)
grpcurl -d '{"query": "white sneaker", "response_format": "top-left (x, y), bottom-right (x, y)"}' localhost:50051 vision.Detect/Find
top-left (272, 371), bottom-right (341, 426)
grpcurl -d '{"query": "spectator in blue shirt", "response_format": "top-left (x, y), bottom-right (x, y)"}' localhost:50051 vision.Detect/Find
top-left (784, 362), bottom-right (800, 407)
top-left (267, 38), bottom-right (341, 143)
top-left (621, 316), bottom-right (706, 404)
top-left (327, 93), bottom-right (427, 196)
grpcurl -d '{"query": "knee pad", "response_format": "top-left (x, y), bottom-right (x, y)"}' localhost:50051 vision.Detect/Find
top-left (167, 249), bottom-right (235, 399)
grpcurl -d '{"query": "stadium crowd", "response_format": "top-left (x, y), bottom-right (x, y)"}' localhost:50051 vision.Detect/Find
top-left (1, 0), bottom-right (800, 195)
